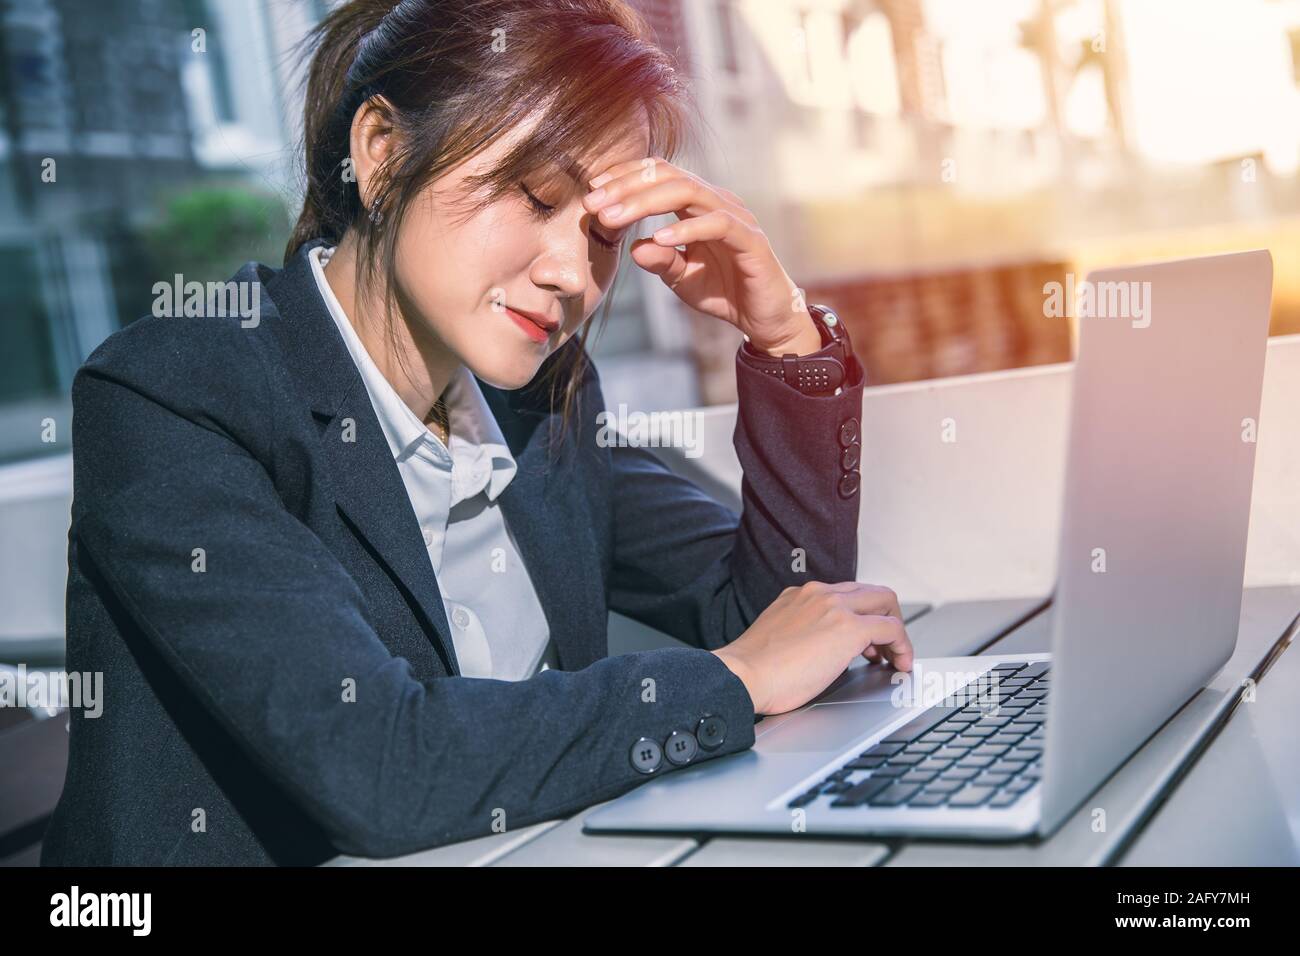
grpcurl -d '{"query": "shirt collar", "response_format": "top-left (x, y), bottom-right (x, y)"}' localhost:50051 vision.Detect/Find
top-left (308, 244), bottom-right (517, 504)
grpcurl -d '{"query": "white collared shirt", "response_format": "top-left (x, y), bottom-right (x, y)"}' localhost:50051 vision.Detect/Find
top-left (309, 244), bottom-right (554, 680)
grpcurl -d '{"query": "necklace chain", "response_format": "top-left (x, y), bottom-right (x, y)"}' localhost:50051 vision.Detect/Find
top-left (425, 396), bottom-right (450, 446)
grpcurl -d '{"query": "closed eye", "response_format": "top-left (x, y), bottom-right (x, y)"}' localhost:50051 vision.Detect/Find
top-left (519, 183), bottom-right (556, 217)
top-left (519, 183), bottom-right (620, 251)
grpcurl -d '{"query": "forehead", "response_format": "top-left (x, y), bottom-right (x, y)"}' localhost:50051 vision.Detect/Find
top-left (485, 101), bottom-right (651, 182)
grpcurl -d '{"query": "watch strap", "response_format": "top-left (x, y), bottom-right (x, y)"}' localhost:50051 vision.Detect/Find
top-left (739, 305), bottom-right (855, 395)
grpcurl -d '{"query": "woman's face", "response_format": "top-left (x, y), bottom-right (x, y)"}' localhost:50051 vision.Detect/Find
top-left (390, 109), bottom-right (651, 390)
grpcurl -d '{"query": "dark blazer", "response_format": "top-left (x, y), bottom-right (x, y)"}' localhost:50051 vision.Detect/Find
top-left (41, 237), bottom-right (865, 866)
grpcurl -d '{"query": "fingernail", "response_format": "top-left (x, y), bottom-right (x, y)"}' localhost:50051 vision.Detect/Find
top-left (653, 226), bottom-right (676, 243)
top-left (589, 172), bottom-right (613, 188)
top-left (601, 203), bottom-right (623, 221)
top-left (586, 187), bottom-right (606, 206)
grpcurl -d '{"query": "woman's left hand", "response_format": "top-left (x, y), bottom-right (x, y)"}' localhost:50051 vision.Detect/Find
top-left (583, 157), bottom-right (823, 356)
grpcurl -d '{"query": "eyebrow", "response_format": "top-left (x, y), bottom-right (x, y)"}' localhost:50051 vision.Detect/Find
top-left (555, 153), bottom-right (592, 186)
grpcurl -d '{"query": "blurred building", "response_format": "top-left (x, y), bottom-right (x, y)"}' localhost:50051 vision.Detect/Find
top-left (2, 0), bottom-right (1300, 436)
top-left (654, 0), bottom-right (1300, 401)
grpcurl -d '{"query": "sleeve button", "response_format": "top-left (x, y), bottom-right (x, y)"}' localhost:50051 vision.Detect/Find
top-left (838, 418), bottom-right (860, 448)
top-left (840, 444), bottom-right (860, 471)
top-left (664, 730), bottom-right (699, 765)
top-left (696, 715), bottom-right (728, 750)
top-left (837, 470), bottom-right (861, 499)
top-left (630, 737), bottom-right (663, 774)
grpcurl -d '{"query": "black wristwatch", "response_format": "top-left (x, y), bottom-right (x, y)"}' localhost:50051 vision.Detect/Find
top-left (739, 304), bottom-right (857, 395)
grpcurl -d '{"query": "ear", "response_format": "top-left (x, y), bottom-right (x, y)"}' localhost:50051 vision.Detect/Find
top-left (349, 95), bottom-right (399, 207)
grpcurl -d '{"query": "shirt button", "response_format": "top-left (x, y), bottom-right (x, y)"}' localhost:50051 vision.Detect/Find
top-left (629, 737), bottom-right (663, 774)
top-left (422, 528), bottom-right (435, 547)
top-left (838, 418), bottom-right (860, 448)
top-left (452, 607), bottom-right (470, 629)
top-left (664, 730), bottom-right (699, 766)
top-left (696, 715), bottom-right (727, 751)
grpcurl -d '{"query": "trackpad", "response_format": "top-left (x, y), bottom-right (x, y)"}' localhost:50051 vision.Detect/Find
top-left (755, 701), bottom-right (902, 754)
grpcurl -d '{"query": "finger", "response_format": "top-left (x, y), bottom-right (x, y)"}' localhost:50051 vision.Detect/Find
top-left (648, 209), bottom-right (766, 260)
top-left (588, 176), bottom-right (714, 233)
top-left (826, 582), bottom-right (904, 622)
top-left (586, 163), bottom-right (754, 228)
top-left (876, 620), bottom-right (915, 673)
top-left (588, 156), bottom-right (670, 189)
top-left (627, 236), bottom-right (688, 286)
top-left (585, 158), bottom-right (685, 210)
top-left (853, 614), bottom-right (912, 672)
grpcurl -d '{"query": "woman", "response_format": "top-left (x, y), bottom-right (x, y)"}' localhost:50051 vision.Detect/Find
top-left (42, 0), bottom-right (911, 866)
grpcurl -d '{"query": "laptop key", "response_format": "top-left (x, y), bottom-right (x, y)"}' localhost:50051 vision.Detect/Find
top-left (862, 742), bottom-right (905, 758)
top-left (924, 779), bottom-right (965, 794)
top-left (939, 767), bottom-right (979, 781)
top-left (989, 791), bottom-right (1023, 808)
top-left (787, 789), bottom-right (822, 808)
top-left (829, 776), bottom-right (893, 807)
top-left (887, 752), bottom-right (926, 766)
top-left (871, 765), bottom-right (908, 778)
top-left (956, 755), bottom-right (995, 769)
top-left (881, 707), bottom-right (963, 745)
top-left (916, 758), bottom-right (955, 773)
top-left (899, 770), bottom-right (938, 785)
top-left (933, 747), bottom-right (969, 760)
top-left (947, 785), bottom-right (997, 807)
top-left (972, 772), bottom-right (1012, 787)
top-left (907, 792), bottom-right (950, 808)
top-left (990, 759), bottom-right (1030, 775)
top-left (844, 756), bottom-right (886, 770)
top-left (868, 783), bottom-right (922, 807)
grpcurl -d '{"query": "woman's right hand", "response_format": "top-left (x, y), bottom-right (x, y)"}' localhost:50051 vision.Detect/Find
top-left (713, 581), bottom-right (913, 715)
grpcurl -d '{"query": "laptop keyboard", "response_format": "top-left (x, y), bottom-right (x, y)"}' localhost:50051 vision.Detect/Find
top-left (786, 661), bottom-right (1049, 812)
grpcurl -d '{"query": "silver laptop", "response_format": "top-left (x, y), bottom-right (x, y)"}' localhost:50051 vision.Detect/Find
top-left (585, 249), bottom-right (1274, 841)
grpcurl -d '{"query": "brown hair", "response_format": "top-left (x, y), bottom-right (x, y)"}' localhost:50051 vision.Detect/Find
top-left (288, 0), bottom-right (695, 449)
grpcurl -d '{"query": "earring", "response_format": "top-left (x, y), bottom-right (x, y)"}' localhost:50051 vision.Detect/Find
top-left (369, 196), bottom-right (383, 226)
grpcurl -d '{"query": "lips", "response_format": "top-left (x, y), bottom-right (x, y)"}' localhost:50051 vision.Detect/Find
top-left (501, 306), bottom-right (559, 343)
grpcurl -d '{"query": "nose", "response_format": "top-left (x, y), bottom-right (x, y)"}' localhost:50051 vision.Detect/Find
top-left (528, 215), bottom-right (592, 311)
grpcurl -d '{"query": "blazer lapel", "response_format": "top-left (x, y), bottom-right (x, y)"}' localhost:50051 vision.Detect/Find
top-left (264, 242), bottom-right (459, 675)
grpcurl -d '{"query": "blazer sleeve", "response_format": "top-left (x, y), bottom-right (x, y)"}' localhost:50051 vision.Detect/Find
top-left (68, 317), bottom-right (757, 860)
top-left (606, 343), bottom-right (866, 650)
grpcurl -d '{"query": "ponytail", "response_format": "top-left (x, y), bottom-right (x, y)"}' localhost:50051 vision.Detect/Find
top-left (286, 0), bottom-right (398, 262)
